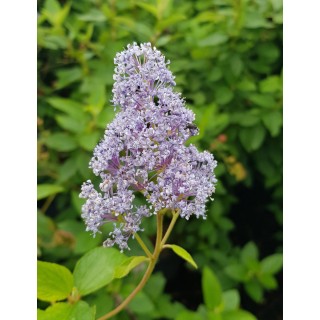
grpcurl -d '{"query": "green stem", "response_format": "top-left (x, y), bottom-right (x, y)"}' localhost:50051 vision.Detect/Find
top-left (161, 210), bottom-right (179, 247)
top-left (134, 233), bottom-right (153, 259)
top-left (154, 212), bottom-right (164, 256)
top-left (97, 210), bottom-right (180, 319)
top-left (98, 212), bottom-right (165, 320)
top-left (41, 194), bottom-right (55, 213)
top-left (97, 259), bottom-right (156, 320)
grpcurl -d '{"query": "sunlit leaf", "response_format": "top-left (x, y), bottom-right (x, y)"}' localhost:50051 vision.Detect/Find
top-left (222, 289), bottom-right (240, 311)
top-left (37, 184), bottom-right (64, 200)
top-left (73, 247), bottom-right (127, 296)
top-left (260, 254), bottom-right (283, 274)
top-left (222, 310), bottom-right (257, 320)
top-left (198, 33), bottom-right (228, 47)
top-left (240, 242), bottom-right (259, 268)
top-left (45, 133), bottom-right (78, 151)
top-left (202, 266), bottom-right (222, 309)
top-left (78, 9), bottom-right (107, 22)
top-left (114, 256), bottom-right (149, 279)
top-left (244, 280), bottom-right (263, 303)
top-left (165, 244), bottom-right (198, 269)
top-left (38, 301), bottom-right (94, 320)
top-left (225, 265), bottom-right (248, 281)
top-left (37, 261), bottom-right (73, 302)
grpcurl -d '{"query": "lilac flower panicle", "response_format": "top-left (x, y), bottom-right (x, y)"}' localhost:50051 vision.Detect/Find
top-left (80, 43), bottom-right (218, 251)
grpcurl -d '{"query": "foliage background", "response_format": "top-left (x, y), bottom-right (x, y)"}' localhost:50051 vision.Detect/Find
top-left (37, 0), bottom-right (283, 319)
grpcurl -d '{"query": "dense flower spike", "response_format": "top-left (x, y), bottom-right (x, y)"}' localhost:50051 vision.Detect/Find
top-left (80, 43), bottom-right (217, 251)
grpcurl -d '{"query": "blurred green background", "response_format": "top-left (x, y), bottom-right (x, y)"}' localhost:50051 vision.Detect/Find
top-left (37, 0), bottom-right (283, 319)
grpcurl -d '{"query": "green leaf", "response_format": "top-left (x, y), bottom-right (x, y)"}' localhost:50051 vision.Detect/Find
top-left (127, 289), bottom-right (155, 314)
top-left (38, 301), bottom-right (94, 320)
top-left (40, 35), bottom-right (68, 50)
top-left (225, 265), bottom-right (247, 281)
top-left (157, 14), bottom-right (186, 31)
top-left (259, 273), bottom-right (278, 289)
top-left (144, 272), bottom-right (166, 300)
top-left (215, 86), bottom-right (234, 105)
top-left (112, 16), bottom-right (135, 28)
top-left (260, 253), bottom-right (283, 274)
top-left (37, 184), bottom-right (64, 200)
top-left (84, 289), bottom-right (113, 319)
top-left (55, 115), bottom-right (86, 133)
top-left (262, 111), bottom-right (282, 137)
top-left (259, 76), bottom-right (281, 93)
top-left (156, 35), bottom-right (172, 47)
top-left (176, 310), bottom-right (204, 320)
top-left (47, 97), bottom-right (87, 121)
top-left (239, 126), bottom-right (266, 152)
top-left (87, 83), bottom-right (106, 115)
top-left (71, 191), bottom-right (84, 215)
top-left (155, 297), bottom-right (185, 319)
top-left (230, 55), bottom-right (243, 77)
top-left (199, 33), bottom-right (228, 47)
top-left (114, 256), bottom-right (149, 279)
top-left (202, 266), bottom-right (222, 309)
top-left (222, 310), bottom-right (257, 320)
top-left (47, 97), bottom-right (82, 113)
top-left (42, 0), bottom-right (70, 27)
top-left (192, 104), bottom-right (218, 141)
top-left (73, 247), bottom-right (127, 296)
top-left (96, 108), bottom-right (115, 129)
top-left (231, 112), bottom-right (259, 127)
top-left (45, 133), bottom-right (77, 151)
top-left (217, 217), bottom-right (234, 231)
top-left (244, 280), bottom-right (263, 303)
top-left (136, 2), bottom-right (159, 18)
top-left (209, 67), bottom-right (223, 82)
top-left (77, 131), bottom-right (101, 151)
top-left (270, 0), bottom-right (283, 11)
top-left (131, 21), bottom-right (154, 38)
top-left (37, 211), bottom-right (55, 239)
top-left (249, 93), bottom-right (276, 108)
top-left (74, 231), bottom-right (103, 256)
top-left (42, 0), bottom-right (60, 26)
top-left (38, 303), bottom-right (73, 320)
top-left (78, 9), bottom-right (107, 22)
top-left (43, 0), bottom-right (60, 16)
top-left (55, 68), bottom-right (82, 89)
top-left (208, 312), bottom-right (223, 320)
top-left (195, 11), bottom-right (220, 23)
top-left (57, 219), bottom-right (103, 255)
top-left (76, 151), bottom-right (91, 178)
top-left (69, 300), bottom-right (95, 320)
top-left (191, 47), bottom-right (214, 59)
top-left (274, 11), bottom-right (283, 24)
top-left (165, 244), bottom-right (198, 269)
top-left (57, 157), bottom-right (78, 182)
top-left (240, 242), bottom-right (259, 268)
top-left (244, 11), bottom-right (267, 29)
top-left (222, 290), bottom-right (240, 311)
top-left (257, 43), bottom-right (280, 63)
top-left (55, 2), bottom-right (71, 27)
top-left (237, 79), bottom-right (256, 92)
top-left (37, 309), bottom-right (46, 319)
top-left (37, 261), bottom-right (73, 302)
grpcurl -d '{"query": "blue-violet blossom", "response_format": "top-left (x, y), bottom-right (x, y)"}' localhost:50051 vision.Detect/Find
top-left (80, 43), bottom-right (217, 251)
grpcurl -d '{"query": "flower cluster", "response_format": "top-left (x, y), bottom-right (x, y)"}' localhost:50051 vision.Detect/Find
top-left (80, 43), bottom-right (217, 251)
